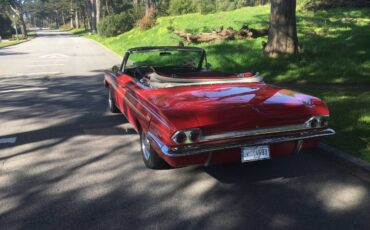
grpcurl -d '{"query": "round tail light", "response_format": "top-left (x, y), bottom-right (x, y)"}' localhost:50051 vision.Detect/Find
top-left (320, 117), bottom-right (329, 127)
top-left (310, 118), bottom-right (319, 128)
top-left (189, 129), bottom-right (201, 142)
top-left (174, 132), bottom-right (187, 144)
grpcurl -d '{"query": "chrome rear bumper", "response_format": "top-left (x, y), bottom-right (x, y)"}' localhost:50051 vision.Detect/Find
top-left (148, 128), bottom-right (335, 157)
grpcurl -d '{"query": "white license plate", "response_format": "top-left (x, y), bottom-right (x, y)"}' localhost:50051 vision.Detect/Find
top-left (241, 145), bottom-right (270, 162)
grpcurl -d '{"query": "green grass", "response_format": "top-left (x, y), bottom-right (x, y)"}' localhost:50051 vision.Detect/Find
top-left (70, 6), bottom-right (370, 162)
top-left (73, 6), bottom-right (370, 84)
top-left (0, 31), bottom-right (37, 49)
top-left (305, 89), bottom-right (370, 162)
top-left (0, 39), bottom-right (27, 48)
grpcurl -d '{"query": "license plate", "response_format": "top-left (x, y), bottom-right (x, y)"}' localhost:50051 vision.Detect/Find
top-left (241, 145), bottom-right (270, 162)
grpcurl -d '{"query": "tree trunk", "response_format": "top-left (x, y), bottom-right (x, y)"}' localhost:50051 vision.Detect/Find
top-left (104, 0), bottom-right (111, 15)
top-left (55, 11), bottom-right (60, 28)
top-left (264, 0), bottom-right (299, 57)
top-left (9, 3), bottom-right (28, 38)
top-left (19, 13), bottom-right (27, 38)
top-left (70, 0), bottom-right (74, 28)
top-left (62, 13), bottom-right (66, 25)
top-left (75, 10), bottom-right (79, 28)
top-left (89, 0), bottom-right (97, 33)
top-left (96, 0), bottom-right (101, 24)
top-left (145, 0), bottom-right (156, 15)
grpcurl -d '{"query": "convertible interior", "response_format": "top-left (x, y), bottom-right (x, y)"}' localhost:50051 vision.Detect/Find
top-left (125, 67), bottom-right (263, 88)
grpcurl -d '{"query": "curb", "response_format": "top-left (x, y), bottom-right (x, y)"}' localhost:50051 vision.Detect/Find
top-left (72, 32), bottom-right (122, 59)
top-left (318, 143), bottom-right (370, 174)
top-left (84, 37), bottom-right (123, 66)
top-left (85, 37), bottom-right (122, 60)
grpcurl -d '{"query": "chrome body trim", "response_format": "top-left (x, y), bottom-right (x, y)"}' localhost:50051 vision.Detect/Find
top-left (201, 116), bottom-right (329, 142)
top-left (148, 128), bottom-right (335, 157)
top-left (294, 140), bottom-right (304, 154)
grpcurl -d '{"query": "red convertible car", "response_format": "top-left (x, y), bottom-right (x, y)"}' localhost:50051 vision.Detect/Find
top-left (104, 46), bottom-right (335, 169)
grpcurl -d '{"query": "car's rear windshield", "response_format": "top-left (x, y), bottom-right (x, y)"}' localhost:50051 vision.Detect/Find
top-left (126, 50), bottom-right (203, 69)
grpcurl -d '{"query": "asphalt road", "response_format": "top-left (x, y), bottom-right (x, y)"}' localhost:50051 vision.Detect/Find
top-left (0, 30), bottom-right (369, 230)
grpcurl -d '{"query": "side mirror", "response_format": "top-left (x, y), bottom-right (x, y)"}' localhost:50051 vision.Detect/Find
top-left (206, 63), bottom-right (212, 70)
top-left (112, 65), bottom-right (119, 74)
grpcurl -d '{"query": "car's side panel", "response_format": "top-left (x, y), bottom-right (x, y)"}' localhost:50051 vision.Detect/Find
top-left (106, 73), bottom-right (164, 133)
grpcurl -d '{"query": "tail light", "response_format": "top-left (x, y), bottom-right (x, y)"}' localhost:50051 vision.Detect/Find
top-left (174, 131), bottom-right (187, 144)
top-left (310, 118), bottom-right (319, 128)
top-left (307, 116), bottom-right (329, 128)
top-left (172, 128), bottom-right (202, 145)
top-left (320, 117), bottom-right (329, 127)
top-left (189, 129), bottom-right (201, 142)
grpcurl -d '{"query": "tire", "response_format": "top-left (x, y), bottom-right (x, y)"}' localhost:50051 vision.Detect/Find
top-left (108, 88), bottom-right (120, 113)
top-left (140, 130), bottom-right (167, 169)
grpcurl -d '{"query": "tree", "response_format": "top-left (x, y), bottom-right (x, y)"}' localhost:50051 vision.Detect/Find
top-left (96, 0), bottom-right (101, 24)
top-left (89, 0), bottom-right (97, 32)
top-left (264, 0), bottom-right (299, 57)
top-left (8, 0), bottom-right (28, 38)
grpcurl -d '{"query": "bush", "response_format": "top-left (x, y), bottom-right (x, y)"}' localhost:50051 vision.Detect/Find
top-left (199, 0), bottom-right (217, 14)
top-left (98, 11), bottom-right (135, 37)
top-left (137, 6), bottom-right (157, 31)
top-left (59, 23), bottom-right (71, 31)
top-left (216, 0), bottom-right (236, 11)
top-left (168, 0), bottom-right (197, 15)
top-left (0, 15), bottom-right (14, 38)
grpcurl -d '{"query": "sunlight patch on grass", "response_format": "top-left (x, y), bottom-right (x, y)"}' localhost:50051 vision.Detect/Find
top-left (359, 115), bottom-right (370, 125)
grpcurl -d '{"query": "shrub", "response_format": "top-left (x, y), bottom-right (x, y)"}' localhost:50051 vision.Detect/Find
top-left (98, 11), bottom-right (135, 37)
top-left (199, 0), bottom-right (217, 14)
top-left (168, 0), bottom-right (197, 15)
top-left (216, 0), bottom-right (236, 11)
top-left (0, 15), bottom-right (14, 38)
top-left (59, 23), bottom-right (71, 31)
top-left (137, 6), bottom-right (157, 31)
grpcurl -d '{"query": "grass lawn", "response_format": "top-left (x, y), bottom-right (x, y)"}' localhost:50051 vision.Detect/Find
top-left (0, 39), bottom-right (27, 48)
top-left (69, 6), bottom-right (370, 162)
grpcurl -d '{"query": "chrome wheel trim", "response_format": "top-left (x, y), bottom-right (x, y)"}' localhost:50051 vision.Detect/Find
top-left (141, 132), bottom-right (151, 160)
top-left (108, 91), bottom-right (113, 108)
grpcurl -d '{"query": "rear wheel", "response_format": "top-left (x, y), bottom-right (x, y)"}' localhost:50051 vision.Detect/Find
top-left (108, 88), bottom-right (120, 113)
top-left (140, 130), bottom-right (167, 169)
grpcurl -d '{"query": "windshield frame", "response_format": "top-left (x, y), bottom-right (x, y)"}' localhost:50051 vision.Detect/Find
top-left (120, 46), bottom-right (207, 72)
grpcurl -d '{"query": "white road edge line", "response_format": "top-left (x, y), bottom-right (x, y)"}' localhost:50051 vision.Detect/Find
top-left (0, 137), bottom-right (17, 144)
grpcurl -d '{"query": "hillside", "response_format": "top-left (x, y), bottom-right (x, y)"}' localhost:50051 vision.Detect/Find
top-left (79, 5), bottom-right (370, 84)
